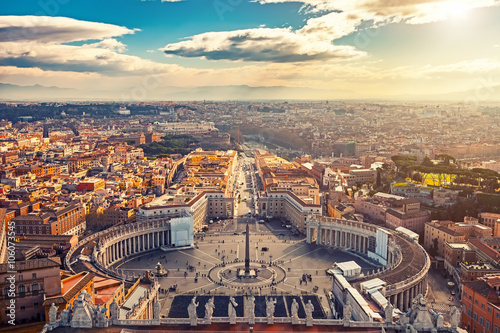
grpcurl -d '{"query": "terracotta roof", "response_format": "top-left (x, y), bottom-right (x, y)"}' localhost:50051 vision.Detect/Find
top-left (463, 280), bottom-right (499, 301)
top-left (0, 257), bottom-right (61, 273)
top-left (386, 208), bottom-right (430, 220)
top-left (469, 238), bottom-right (500, 261)
top-left (43, 271), bottom-right (95, 306)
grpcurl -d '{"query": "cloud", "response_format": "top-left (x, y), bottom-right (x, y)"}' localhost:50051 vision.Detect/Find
top-left (0, 16), bottom-right (137, 43)
top-left (255, 1), bottom-right (500, 35)
top-left (0, 16), bottom-right (175, 76)
top-left (161, 0), bottom-right (499, 63)
top-left (161, 27), bottom-right (365, 62)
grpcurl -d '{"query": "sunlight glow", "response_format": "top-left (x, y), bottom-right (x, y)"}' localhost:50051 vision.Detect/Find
top-left (441, 1), bottom-right (469, 19)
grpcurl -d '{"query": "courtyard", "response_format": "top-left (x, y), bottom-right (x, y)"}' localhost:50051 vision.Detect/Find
top-left (115, 217), bottom-right (379, 319)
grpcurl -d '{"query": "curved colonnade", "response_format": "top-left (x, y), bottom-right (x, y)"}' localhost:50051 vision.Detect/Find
top-left (93, 220), bottom-right (173, 269)
top-left (66, 220), bottom-right (178, 279)
top-left (306, 215), bottom-right (430, 312)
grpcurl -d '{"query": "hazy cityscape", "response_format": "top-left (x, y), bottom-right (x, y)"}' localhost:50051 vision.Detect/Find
top-left (1, 1), bottom-right (500, 333)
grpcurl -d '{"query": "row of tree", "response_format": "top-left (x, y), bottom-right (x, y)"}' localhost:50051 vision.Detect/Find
top-left (390, 155), bottom-right (500, 191)
top-left (139, 135), bottom-right (199, 156)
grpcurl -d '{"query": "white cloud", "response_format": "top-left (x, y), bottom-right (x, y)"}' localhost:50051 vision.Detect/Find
top-left (0, 16), bottom-right (137, 43)
top-left (85, 38), bottom-right (128, 53)
top-left (256, 0), bottom-right (500, 33)
top-left (161, 27), bottom-right (365, 62)
top-left (161, 0), bottom-right (499, 63)
top-left (0, 16), bottom-right (169, 76)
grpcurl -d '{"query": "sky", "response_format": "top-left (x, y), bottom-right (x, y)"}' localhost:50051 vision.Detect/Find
top-left (1, 0), bottom-right (500, 101)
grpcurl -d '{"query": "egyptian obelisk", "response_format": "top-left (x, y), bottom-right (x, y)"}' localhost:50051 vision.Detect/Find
top-left (245, 222), bottom-right (250, 272)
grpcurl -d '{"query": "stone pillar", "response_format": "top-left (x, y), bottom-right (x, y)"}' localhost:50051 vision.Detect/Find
top-left (403, 289), bottom-right (409, 311)
top-left (329, 229), bottom-right (333, 246)
top-left (156, 232), bottom-right (159, 248)
top-left (316, 227), bottom-right (322, 245)
top-left (306, 226), bottom-right (311, 244)
top-left (141, 234), bottom-right (145, 251)
top-left (397, 292), bottom-right (403, 311)
top-left (110, 244), bottom-right (113, 263)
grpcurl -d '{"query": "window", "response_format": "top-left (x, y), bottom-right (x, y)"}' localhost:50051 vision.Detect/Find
top-left (18, 284), bottom-right (25, 295)
top-left (488, 307), bottom-right (492, 313)
top-left (494, 325), bottom-right (499, 333)
top-left (474, 299), bottom-right (478, 305)
top-left (19, 275), bottom-right (23, 281)
top-left (20, 306), bottom-right (25, 310)
top-left (486, 321), bottom-right (491, 330)
top-left (479, 316), bottom-right (484, 325)
top-left (473, 312), bottom-right (477, 321)
top-left (481, 303), bottom-right (485, 309)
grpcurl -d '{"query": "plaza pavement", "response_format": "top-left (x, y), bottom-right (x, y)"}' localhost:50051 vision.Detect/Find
top-left (115, 218), bottom-right (378, 318)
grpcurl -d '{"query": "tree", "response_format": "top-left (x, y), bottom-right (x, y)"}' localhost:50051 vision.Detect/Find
top-left (421, 156), bottom-right (433, 167)
top-left (391, 155), bottom-right (417, 178)
top-left (376, 169), bottom-right (382, 188)
top-left (412, 172), bottom-right (423, 183)
top-left (435, 154), bottom-right (455, 166)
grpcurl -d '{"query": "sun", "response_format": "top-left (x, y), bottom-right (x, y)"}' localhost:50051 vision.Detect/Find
top-left (440, 1), bottom-right (469, 19)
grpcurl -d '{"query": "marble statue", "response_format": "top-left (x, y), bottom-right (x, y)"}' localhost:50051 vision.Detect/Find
top-left (95, 305), bottom-right (108, 328)
top-left (450, 306), bottom-right (461, 329)
top-left (71, 292), bottom-right (93, 328)
top-left (436, 314), bottom-right (444, 328)
top-left (110, 298), bottom-right (118, 322)
top-left (291, 298), bottom-right (299, 325)
top-left (406, 294), bottom-right (434, 331)
top-left (305, 299), bottom-right (314, 327)
top-left (385, 303), bottom-right (394, 323)
top-left (246, 294), bottom-right (255, 324)
top-left (60, 309), bottom-right (71, 326)
top-left (228, 296), bottom-right (238, 324)
top-left (188, 297), bottom-right (199, 326)
top-left (266, 297), bottom-right (276, 324)
top-left (204, 298), bottom-right (215, 322)
top-left (49, 303), bottom-right (58, 325)
top-left (343, 301), bottom-right (352, 322)
top-left (153, 299), bottom-right (160, 320)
